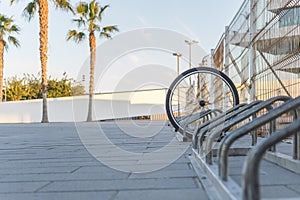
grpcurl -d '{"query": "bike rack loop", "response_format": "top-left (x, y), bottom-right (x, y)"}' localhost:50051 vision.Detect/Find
top-left (206, 96), bottom-right (292, 165)
top-left (242, 106), bottom-right (300, 200)
top-left (196, 101), bottom-right (260, 157)
top-left (197, 102), bottom-right (260, 155)
top-left (198, 101), bottom-right (261, 153)
top-left (192, 103), bottom-right (248, 150)
top-left (182, 109), bottom-right (222, 138)
top-left (219, 96), bottom-right (299, 182)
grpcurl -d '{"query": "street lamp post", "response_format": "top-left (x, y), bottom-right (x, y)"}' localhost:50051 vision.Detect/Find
top-left (185, 40), bottom-right (199, 69)
top-left (173, 52), bottom-right (182, 118)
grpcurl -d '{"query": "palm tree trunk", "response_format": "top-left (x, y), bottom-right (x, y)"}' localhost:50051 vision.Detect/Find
top-left (39, 0), bottom-right (49, 123)
top-left (87, 32), bottom-right (96, 122)
top-left (0, 39), bottom-right (4, 102)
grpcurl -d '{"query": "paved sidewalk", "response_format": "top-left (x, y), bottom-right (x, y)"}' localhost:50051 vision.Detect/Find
top-left (192, 134), bottom-right (300, 199)
top-left (226, 156), bottom-right (300, 199)
top-left (0, 121), bottom-right (209, 200)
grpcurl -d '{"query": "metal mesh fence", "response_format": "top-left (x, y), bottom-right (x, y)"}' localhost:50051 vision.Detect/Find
top-left (213, 0), bottom-right (300, 103)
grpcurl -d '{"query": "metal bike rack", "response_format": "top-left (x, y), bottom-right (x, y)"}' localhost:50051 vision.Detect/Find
top-left (218, 96), bottom-right (300, 182)
top-left (191, 103), bottom-right (248, 150)
top-left (205, 96), bottom-right (291, 165)
top-left (188, 95), bottom-right (299, 200)
top-left (242, 116), bottom-right (300, 200)
top-left (242, 98), bottom-right (300, 200)
top-left (197, 101), bottom-right (261, 156)
top-left (182, 109), bottom-right (222, 137)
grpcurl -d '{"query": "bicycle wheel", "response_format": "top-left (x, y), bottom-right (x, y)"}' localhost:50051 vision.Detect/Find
top-left (166, 67), bottom-right (239, 136)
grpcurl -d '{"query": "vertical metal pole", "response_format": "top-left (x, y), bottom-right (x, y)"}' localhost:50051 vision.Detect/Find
top-left (210, 49), bottom-right (215, 109)
top-left (173, 53), bottom-right (182, 118)
top-left (292, 109), bottom-right (299, 160)
top-left (249, 0), bottom-right (257, 102)
top-left (189, 44), bottom-right (192, 69)
top-left (294, 130), bottom-right (300, 160)
top-left (224, 26), bottom-right (230, 75)
top-left (177, 55), bottom-right (181, 118)
top-left (224, 26), bottom-right (230, 109)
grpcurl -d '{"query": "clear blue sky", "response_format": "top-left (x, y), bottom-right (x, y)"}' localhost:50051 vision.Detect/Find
top-left (0, 0), bottom-right (243, 80)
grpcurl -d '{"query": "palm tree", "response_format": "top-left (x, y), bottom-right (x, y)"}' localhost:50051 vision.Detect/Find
top-left (67, 0), bottom-right (118, 122)
top-left (0, 14), bottom-right (20, 102)
top-left (10, 0), bottom-right (73, 123)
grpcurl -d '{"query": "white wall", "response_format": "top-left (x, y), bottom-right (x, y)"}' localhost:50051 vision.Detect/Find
top-left (0, 94), bottom-right (166, 123)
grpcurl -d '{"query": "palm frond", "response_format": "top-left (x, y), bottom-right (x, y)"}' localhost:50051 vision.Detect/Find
top-left (67, 30), bottom-right (77, 40)
top-left (53, 0), bottom-right (74, 13)
top-left (67, 29), bottom-right (85, 43)
top-left (3, 40), bottom-right (8, 51)
top-left (10, 0), bottom-right (16, 5)
top-left (8, 36), bottom-right (20, 47)
top-left (89, 0), bottom-right (99, 19)
top-left (98, 5), bottom-right (109, 21)
top-left (89, 22), bottom-right (100, 32)
top-left (9, 25), bottom-right (20, 34)
top-left (102, 25), bottom-right (119, 33)
top-left (77, 2), bottom-right (89, 16)
top-left (100, 25), bottom-right (119, 39)
top-left (73, 17), bottom-right (86, 28)
top-left (99, 31), bottom-right (111, 39)
top-left (22, 1), bottom-right (38, 21)
top-left (4, 18), bottom-right (13, 30)
top-left (0, 14), bottom-right (20, 50)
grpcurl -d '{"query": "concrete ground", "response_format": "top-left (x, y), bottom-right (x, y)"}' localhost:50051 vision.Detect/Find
top-left (1, 121), bottom-right (299, 200)
top-left (0, 121), bottom-right (209, 200)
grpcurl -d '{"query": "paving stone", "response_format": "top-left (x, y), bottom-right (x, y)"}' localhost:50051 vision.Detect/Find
top-left (260, 185), bottom-right (300, 199)
top-left (230, 174), bottom-right (242, 185)
top-left (0, 166), bottom-right (79, 175)
top-left (287, 184), bottom-right (300, 195)
top-left (0, 171), bottom-right (129, 182)
top-left (114, 189), bottom-right (209, 200)
top-left (0, 161), bottom-right (101, 169)
top-left (5, 157), bottom-right (94, 163)
top-left (0, 181), bottom-right (49, 193)
top-left (0, 191), bottom-right (116, 200)
top-left (40, 178), bottom-right (198, 192)
top-left (73, 163), bottom-right (190, 174)
top-left (129, 169), bottom-right (197, 179)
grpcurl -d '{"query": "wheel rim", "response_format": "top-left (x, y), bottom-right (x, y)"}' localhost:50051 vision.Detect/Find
top-left (166, 67), bottom-right (239, 136)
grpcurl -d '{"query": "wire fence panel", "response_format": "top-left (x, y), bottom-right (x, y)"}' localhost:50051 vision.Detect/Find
top-left (213, 0), bottom-right (300, 104)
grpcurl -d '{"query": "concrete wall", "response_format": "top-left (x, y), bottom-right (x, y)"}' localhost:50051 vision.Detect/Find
top-left (0, 95), bottom-right (166, 123)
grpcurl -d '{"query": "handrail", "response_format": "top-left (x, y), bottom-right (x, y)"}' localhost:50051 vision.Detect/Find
top-left (205, 96), bottom-right (291, 165)
top-left (219, 96), bottom-right (300, 181)
top-left (192, 103), bottom-right (248, 150)
top-left (182, 109), bottom-right (222, 137)
top-left (242, 113), bottom-right (300, 200)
